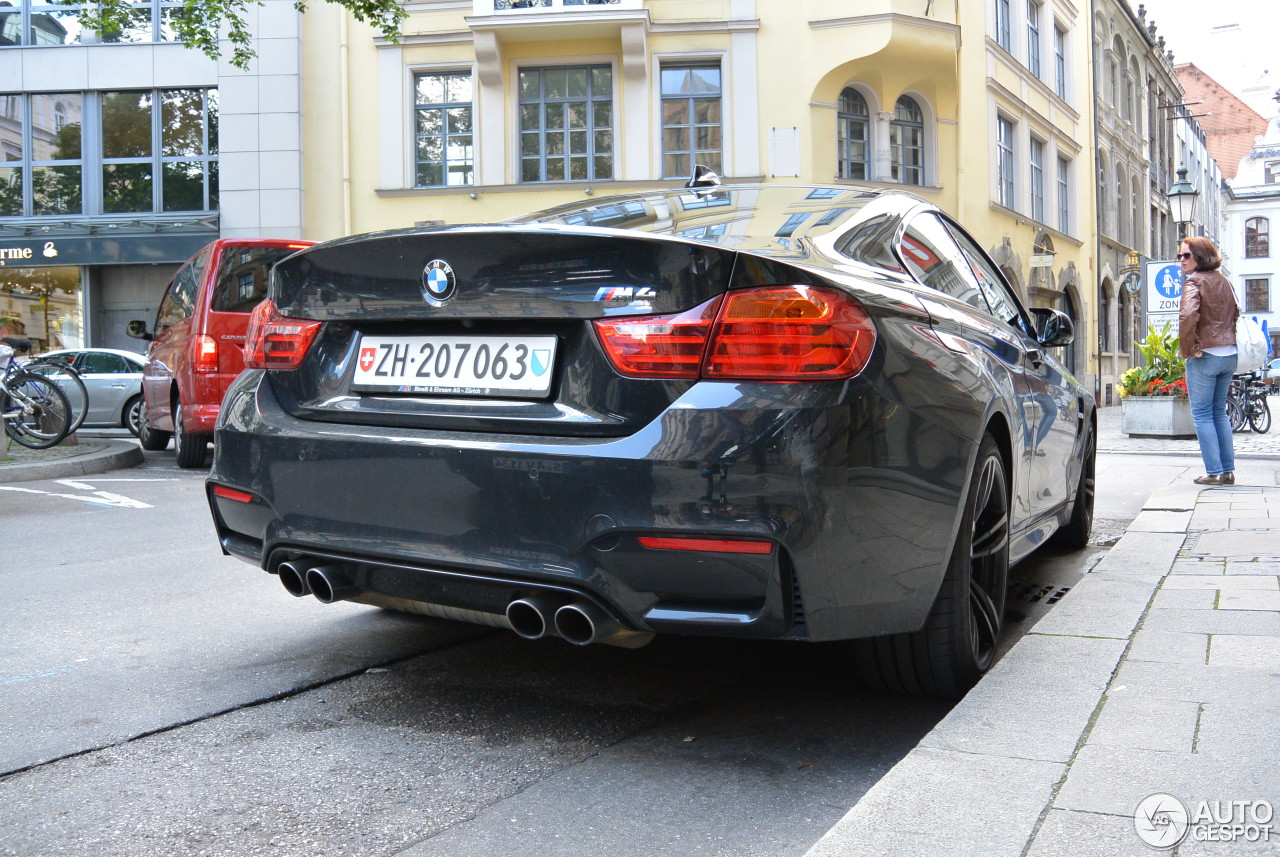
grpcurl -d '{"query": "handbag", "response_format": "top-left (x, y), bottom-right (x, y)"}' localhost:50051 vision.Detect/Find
top-left (1232, 288), bottom-right (1269, 373)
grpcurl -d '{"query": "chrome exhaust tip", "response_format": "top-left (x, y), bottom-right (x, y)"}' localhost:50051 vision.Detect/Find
top-left (506, 594), bottom-right (566, 640)
top-left (276, 560), bottom-right (312, 598)
top-left (306, 564), bottom-right (360, 604)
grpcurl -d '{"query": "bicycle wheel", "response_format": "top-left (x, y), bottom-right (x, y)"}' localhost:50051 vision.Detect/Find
top-left (24, 359), bottom-right (88, 434)
top-left (3, 372), bottom-right (73, 449)
top-left (1249, 397), bottom-right (1271, 434)
top-left (1228, 397), bottom-right (1247, 433)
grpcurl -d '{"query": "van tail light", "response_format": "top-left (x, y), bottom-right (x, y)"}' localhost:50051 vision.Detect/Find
top-left (594, 286), bottom-right (876, 381)
top-left (193, 335), bottom-right (219, 373)
top-left (243, 299), bottom-right (322, 370)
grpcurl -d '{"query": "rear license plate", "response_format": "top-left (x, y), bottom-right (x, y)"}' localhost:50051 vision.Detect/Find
top-left (353, 335), bottom-right (558, 397)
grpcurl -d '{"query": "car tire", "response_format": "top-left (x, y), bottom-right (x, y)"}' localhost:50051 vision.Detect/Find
top-left (1049, 426), bottom-right (1095, 550)
top-left (172, 401), bottom-right (210, 468)
top-left (123, 394), bottom-right (144, 437)
top-left (855, 434), bottom-right (1010, 699)
top-left (137, 403), bottom-right (172, 451)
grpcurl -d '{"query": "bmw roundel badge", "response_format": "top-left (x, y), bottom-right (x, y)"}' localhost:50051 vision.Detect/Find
top-left (421, 259), bottom-right (457, 306)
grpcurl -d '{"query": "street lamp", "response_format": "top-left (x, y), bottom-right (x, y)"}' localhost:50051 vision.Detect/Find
top-left (1166, 163), bottom-right (1199, 240)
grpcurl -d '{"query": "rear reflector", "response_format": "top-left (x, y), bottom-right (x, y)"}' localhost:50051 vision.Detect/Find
top-left (637, 536), bottom-right (773, 554)
top-left (243, 299), bottom-right (322, 370)
top-left (594, 285), bottom-right (875, 381)
top-left (213, 485), bottom-right (256, 504)
top-left (194, 334), bottom-right (218, 373)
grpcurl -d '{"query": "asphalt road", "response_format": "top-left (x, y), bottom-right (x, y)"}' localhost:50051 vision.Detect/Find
top-left (0, 446), bottom-right (1202, 857)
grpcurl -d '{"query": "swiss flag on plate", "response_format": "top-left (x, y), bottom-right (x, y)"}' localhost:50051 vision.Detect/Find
top-left (359, 347), bottom-right (376, 372)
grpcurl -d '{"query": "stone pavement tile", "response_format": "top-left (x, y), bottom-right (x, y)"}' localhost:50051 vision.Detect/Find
top-left (1209, 634), bottom-right (1280, 669)
top-left (1144, 486), bottom-right (1199, 512)
top-left (1227, 560), bottom-right (1280, 575)
top-left (1142, 608), bottom-right (1280, 637)
top-left (918, 635), bottom-right (1126, 763)
top-left (1129, 510), bottom-right (1193, 532)
top-left (1023, 809), bottom-right (1141, 857)
top-left (1218, 591), bottom-right (1280, 611)
top-left (1150, 588), bottom-right (1217, 610)
top-left (1171, 558), bottom-right (1225, 575)
top-left (803, 748), bottom-right (1064, 857)
top-left (1092, 531), bottom-right (1185, 577)
top-left (1112, 660), bottom-right (1279, 705)
top-left (1086, 693), bottom-right (1200, 753)
top-left (1025, 573), bottom-right (1159, 639)
top-left (1189, 512), bottom-right (1236, 529)
top-left (1227, 517), bottom-right (1279, 529)
top-left (1163, 576), bottom-right (1280, 590)
top-left (1125, 630), bottom-right (1209, 666)
top-left (1053, 745), bottom-right (1275, 818)
top-left (1196, 700), bottom-right (1280, 758)
top-left (1190, 531), bottom-right (1280, 559)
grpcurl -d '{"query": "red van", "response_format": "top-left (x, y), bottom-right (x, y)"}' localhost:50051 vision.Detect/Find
top-left (127, 238), bottom-right (313, 467)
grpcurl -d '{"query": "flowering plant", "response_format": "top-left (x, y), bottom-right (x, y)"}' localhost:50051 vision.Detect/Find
top-left (1118, 322), bottom-right (1187, 398)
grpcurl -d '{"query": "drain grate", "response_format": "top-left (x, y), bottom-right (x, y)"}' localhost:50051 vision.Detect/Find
top-left (1010, 582), bottom-right (1072, 605)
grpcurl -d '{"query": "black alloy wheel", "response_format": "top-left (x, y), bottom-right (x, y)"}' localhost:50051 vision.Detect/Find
top-left (855, 434), bottom-right (1011, 697)
top-left (172, 401), bottom-right (209, 468)
top-left (1050, 427), bottom-right (1095, 550)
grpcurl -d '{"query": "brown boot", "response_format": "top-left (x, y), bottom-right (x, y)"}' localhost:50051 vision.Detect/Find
top-left (1221, 472), bottom-right (1235, 485)
top-left (1194, 474), bottom-right (1223, 485)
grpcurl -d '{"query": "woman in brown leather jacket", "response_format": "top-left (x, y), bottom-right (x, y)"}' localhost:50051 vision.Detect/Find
top-left (1177, 236), bottom-right (1238, 485)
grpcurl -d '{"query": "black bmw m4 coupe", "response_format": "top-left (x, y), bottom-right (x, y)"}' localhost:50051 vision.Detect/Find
top-left (208, 177), bottom-right (1095, 698)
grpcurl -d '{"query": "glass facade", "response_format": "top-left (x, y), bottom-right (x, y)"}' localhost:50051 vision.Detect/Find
top-left (0, 88), bottom-right (216, 218)
top-left (0, 0), bottom-right (186, 46)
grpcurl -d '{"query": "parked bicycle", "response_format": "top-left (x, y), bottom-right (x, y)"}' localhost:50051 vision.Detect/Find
top-left (1, 336), bottom-right (73, 449)
top-left (1227, 373), bottom-right (1271, 434)
top-left (21, 353), bottom-right (90, 436)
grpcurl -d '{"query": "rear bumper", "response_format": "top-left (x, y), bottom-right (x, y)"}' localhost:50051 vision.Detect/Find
top-left (208, 370), bottom-right (974, 642)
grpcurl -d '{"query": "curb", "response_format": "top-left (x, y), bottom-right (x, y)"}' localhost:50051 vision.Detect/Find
top-left (802, 486), bottom-right (1206, 857)
top-left (0, 441), bottom-right (144, 484)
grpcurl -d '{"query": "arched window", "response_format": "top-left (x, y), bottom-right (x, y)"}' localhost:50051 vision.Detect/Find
top-left (890, 96), bottom-right (924, 185)
top-left (837, 88), bottom-right (870, 180)
top-left (1119, 288), bottom-right (1133, 353)
top-left (1114, 169), bottom-right (1124, 244)
top-left (1246, 217), bottom-right (1270, 257)
top-left (1099, 281), bottom-right (1112, 353)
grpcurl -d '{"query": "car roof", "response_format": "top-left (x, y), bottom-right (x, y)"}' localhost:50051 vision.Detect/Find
top-left (40, 348), bottom-right (146, 361)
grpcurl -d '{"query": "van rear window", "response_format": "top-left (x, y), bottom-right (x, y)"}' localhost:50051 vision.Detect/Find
top-left (211, 246), bottom-right (303, 313)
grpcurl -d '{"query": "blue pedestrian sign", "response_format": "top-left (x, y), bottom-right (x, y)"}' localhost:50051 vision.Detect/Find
top-left (1146, 261), bottom-right (1183, 314)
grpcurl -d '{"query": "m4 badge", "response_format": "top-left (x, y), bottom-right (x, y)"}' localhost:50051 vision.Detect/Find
top-left (594, 286), bottom-right (657, 302)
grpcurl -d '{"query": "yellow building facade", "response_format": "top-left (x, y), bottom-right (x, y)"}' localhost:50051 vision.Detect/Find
top-left (299, 0), bottom-right (1097, 389)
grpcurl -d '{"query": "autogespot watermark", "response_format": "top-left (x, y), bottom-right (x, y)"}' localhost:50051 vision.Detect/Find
top-left (1134, 793), bottom-right (1275, 849)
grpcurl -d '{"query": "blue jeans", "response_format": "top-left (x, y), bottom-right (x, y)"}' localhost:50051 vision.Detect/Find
top-left (1185, 353), bottom-right (1238, 475)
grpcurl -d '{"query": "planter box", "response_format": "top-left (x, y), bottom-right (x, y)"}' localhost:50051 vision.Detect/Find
top-left (1121, 396), bottom-right (1196, 438)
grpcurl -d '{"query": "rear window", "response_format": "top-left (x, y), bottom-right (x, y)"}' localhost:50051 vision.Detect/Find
top-left (211, 246), bottom-right (302, 313)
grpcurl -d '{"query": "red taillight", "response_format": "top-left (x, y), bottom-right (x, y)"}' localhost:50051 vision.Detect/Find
top-left (243, 299), bottom-right (322, 370)
top-left (194, 334), bottom-right (218, 373)
top-left (593, 286), bottom-right (875, 381)
top-left (213, 485), bottom-right (256, 504)
top-left (592, 296), bottom-right (722, 379)
top-left (637, 536), bottom-right (774, 554)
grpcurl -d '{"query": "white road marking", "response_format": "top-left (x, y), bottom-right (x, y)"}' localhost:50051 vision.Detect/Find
top-left (1, 480), bottom-right (154, 508)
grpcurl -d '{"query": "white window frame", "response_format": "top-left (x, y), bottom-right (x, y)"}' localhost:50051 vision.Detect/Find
top-left (997, 115), bottom-right (1016, 209)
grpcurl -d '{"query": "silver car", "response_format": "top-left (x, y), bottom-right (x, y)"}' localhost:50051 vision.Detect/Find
top-left (27, 348), bottom-right (146, 435)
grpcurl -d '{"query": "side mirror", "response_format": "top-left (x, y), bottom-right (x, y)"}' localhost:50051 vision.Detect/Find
top-left (1030, 307), bottom-right (1074, 348)
top-left (126, 319), bottom-right (153, 341)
